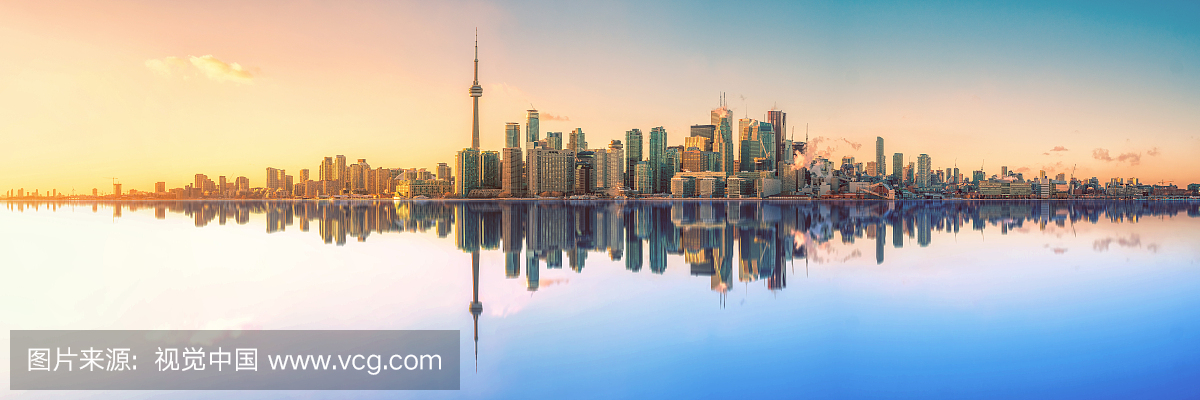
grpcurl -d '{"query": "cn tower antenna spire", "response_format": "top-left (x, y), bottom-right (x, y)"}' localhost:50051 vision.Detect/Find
top-left (469, 28), bottom-right (483, 150)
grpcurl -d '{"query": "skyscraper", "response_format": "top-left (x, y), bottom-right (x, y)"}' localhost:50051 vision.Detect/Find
top-left (649, 127), bottom-right (667, 193)
top-left (892, 153), bottom-right (903, 181)
top-left (917, 154), bottom-right (931, 188)
top-left (607, 140), bottom-right (624, 194)
top-left (334, 155), bottom-right (347, 192)
top-left (876, 137), bottom-right (885, 178)
top-left (501, 147), bottom-right (524, 197)
top-left (766, 109), bottom-right (786, 168)
top-left (690, 124), bottom-right (715, 140)
top-left (568, 128), bottom-right (586, 153)
top-left (456, 148), bottom-right (481, 196)
top-left (625, 129), bottom-right (643, 189)
top-left (712, 95), bottom-right (734, 175)
top-left (545, 132), bottom-right (563, 150)
top-left (469, 33), bottom-right (483, 150)
top-left (526, 109), bottom-right (539, 145)
top-left (481, 151), bottom-right (500, 189)
top-left (505, 123), bottom-right (521, 148)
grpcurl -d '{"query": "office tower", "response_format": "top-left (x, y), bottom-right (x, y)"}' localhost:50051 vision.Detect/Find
top-left (738, 118), bottom-right (758, 171)
top-left (684, 136), bottom-right (712, 151)
top-left (198, 173), bottom-right (211, 191)
top-left (437, 163), bottom-right (452, 180)
top-left (545, 132), bottom-right (563, 150)
top-left (649, 126), bottom-right (667, 193)
top-left (90, 188), bottom-right (96, 196)
top-left (456, 148), bottom-right (481, 196)
top-left (469, 34), bottom-right (482, 150)
top-left (905, 162), bottom-right (915, 184)
top-left (767, 109), bottom-right (786, 166)
top-left (625, 129), bottom-right (643, 189)
top-left (760, 121), bottom-right (775, 169)
top-left (298, 169), bottom-right (309, 184)
top-left (568, 128), bottom-right (587, 153)
top-left (155, 182), bottom-right (166, 193)
top-left (892, 153), bottom-right (903, 181)
top-left (350, 159), bottom-right (370, 193)
top-left (319, 157), bottom-right (334, 181)
top-left (526, 147), bottom-right (575, 195)
top-left (690, 124), bottom-right (716, 140)
top-left (574, 151), bottom-right (595, 195)
top-left (481, 151), bottom-right (501, 189)
top-left (876, 137), bottom-right (885, 177)
top-left (505, 122), bottom-right (521, 148)
top-left (334, 155), bottom-right (347, 191)
top-left (607, 140), bottom-right (624, 194)
top-left (526, 109), bottom-right (540, 145)
top-left (591, 148), bottom-right (610, 192)
top-left (1001, 166), bottom-right (1008, 177)
top-left (635, 161), bottom-right (653, 193)
top-left (501, 147), bottom-right (525, 196)
top-left (113, 184), bottom-right (121, 196)
top-left (866, 161), bottom-right (878, 177)
top-left (953, 167), bottom-right (960, 184)
top-left (917, 154), bottom-right (931, 188)
top-left (712, 97), bottom-right (734, 175)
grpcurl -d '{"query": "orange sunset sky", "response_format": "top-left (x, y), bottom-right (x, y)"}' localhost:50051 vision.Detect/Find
top-left (2, 1), bottom-right (1199, 193)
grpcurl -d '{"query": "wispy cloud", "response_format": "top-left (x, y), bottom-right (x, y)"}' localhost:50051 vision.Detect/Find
top-left (1050, 146), bottom-right (1068, 152)
top-left (1092, 148), bottom-right (1142, 166)
top-left (145, 55), bottom-right (256, 84)
top-left (541, 113), bottom-right (570, 121)
top-left (1147, 147), bottom-right (1160, 156)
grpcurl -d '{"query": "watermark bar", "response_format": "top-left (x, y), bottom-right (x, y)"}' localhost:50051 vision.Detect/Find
top-left (10, 330), bottom-right (459, 390)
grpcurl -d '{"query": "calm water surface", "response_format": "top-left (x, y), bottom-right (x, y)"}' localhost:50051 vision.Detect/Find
top-left (3, 200), bottom-right (1200, 399)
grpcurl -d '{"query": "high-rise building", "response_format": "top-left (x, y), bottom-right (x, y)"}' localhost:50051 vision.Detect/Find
top-left (469, 34), bottom-right (483, 150)
top-left (607, 140), bottom-right (624, 194)
top-left (875, 137), bottom-right (885, 177)
top-left (545, 132), bottom-right (563, 150)
top-left (766, 109), bottom-right (786, 167)
top-left (684, 136), bottom-right (712, 152)
top-left (350, 159), bottom-right (370, 194)
top-left (892, 153), bottom-right (904, 181)
top-left (648, 127), bottom-right (668, 193)
top-left (635, 161), bottom-right (653, 194)
top-left (437, 163), bottom-right (452, 180)
top-left (501, 147), bottom-right (524, 197)
top-left (690, 124), bottom-right (715, 140)
top-left (574, 151), bottom-right (595, 195)
top-left (155, 182), bottom-right (166, 193)
top-left (526, 109), bottom-right (539, 145)
top-left (568, 128), bottom-right (587, 153)
top-left (1001, 166), bottom-right (1008, 177)
top-left (917, 154), bottom-right (931, 188)
top-left (481, 151), bottom-right (501, 189)
top-left (455, 148), bottom-right (481, 196)
top-left (625, 129), bottom-right (643, 189)
top-left (866, 161), bottom-right (878, 177)
top-left (505, 123), bottom-right (521, 148)
top-left (526, 147), bottom-right (575, 195)
top-left (712, 96), bottom-right (734, 175)
top-left (299, 169), bottom-right (309, 183)
top-left (334, 155), bottom-right (347, 191)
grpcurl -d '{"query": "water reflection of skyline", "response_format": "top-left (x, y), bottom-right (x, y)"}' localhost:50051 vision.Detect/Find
top-left (7, 200), bottom-right (1199, 291)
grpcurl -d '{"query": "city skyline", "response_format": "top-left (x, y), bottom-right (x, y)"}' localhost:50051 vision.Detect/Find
top-left (3, 1), bottom-right (1199, 193)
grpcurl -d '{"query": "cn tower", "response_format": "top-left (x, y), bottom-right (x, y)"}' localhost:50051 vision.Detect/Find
top-left (469, 30), bottom-right (482, 150)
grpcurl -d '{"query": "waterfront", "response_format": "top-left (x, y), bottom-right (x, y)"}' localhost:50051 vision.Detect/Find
top-left (2, 200), bottom-right (1199, 399)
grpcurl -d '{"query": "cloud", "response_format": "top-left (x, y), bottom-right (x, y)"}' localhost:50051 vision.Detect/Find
top-left (146, 55), bottom-right (255, 84)
top-left (541, 113), bottom-right (570, 121)
top-left (189, 55), bottom-right (254, 83)
top-left (1093, 234), bottom-right (1143, 252)
top-left (1092, 148), bottom-right (1141, 166)
top-left (1053, 248), bottom-right (1068, 254)
top-left (1043, 152), bottom-right (1050, 156)
top-left (1147, 147), bottom-right (1160, 156)
top-left (1050, 146), bottom-right (1068, 152)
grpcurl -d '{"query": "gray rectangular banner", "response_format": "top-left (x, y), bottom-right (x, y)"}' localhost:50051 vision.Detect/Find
top-left (10, 330), bottom-right (460, 390)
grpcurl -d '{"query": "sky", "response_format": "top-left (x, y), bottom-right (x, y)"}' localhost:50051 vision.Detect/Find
top-left (1, 0), bottom-right (1199, 193)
